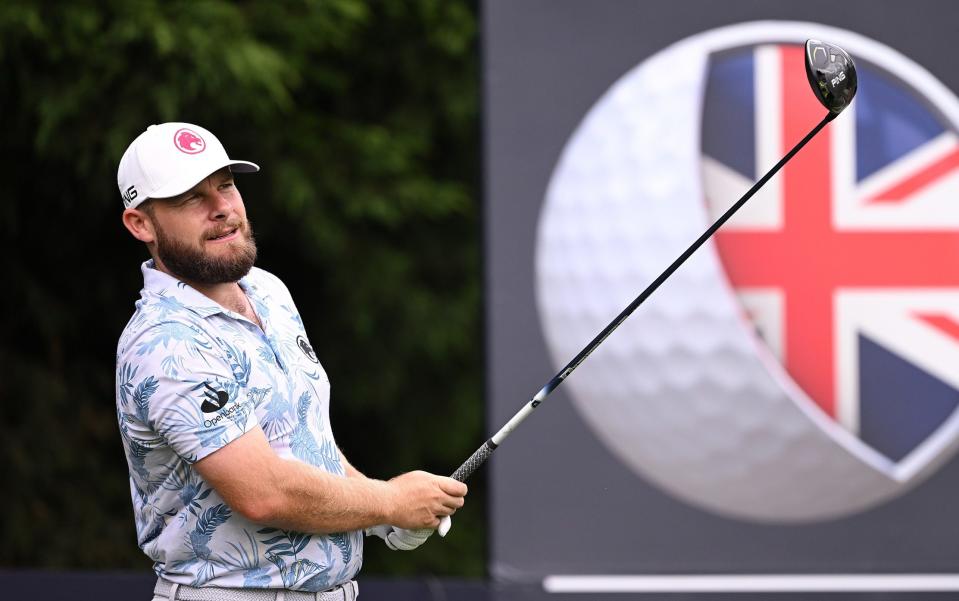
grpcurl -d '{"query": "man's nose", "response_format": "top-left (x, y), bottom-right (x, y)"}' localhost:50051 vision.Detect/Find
top-left (208, 191), bottom-right (233, 219)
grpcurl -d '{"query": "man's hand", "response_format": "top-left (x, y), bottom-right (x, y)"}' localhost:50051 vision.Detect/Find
top-left (384, 470), bottom-right (467, 530)
top-left (366, 525), bottom-right (433, 551)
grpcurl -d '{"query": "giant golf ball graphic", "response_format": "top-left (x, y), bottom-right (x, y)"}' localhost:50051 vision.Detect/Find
top-left (535, 22), bottom-right (959, 521)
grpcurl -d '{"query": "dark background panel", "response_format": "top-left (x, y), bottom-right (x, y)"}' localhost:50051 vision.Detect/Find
top-left (485, 0), bottom-right (959, 587)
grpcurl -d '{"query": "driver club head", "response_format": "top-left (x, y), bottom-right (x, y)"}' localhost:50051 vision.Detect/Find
top-left (805, 39), bottom-right (858, 114)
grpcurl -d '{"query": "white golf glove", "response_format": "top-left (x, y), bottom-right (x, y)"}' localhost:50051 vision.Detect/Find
top-left (365, 525), bottom-right (433, 551)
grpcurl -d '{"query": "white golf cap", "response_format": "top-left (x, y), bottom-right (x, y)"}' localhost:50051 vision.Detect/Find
top-left (117, 122), bottom-right (259, 209)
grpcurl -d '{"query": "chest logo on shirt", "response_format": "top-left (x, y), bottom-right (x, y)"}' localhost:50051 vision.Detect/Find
top-left (296, 335), bottom-right (319, 363)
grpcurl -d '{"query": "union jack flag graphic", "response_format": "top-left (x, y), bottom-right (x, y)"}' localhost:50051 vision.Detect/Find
top-left (702, 44), bottom-right (959, 462)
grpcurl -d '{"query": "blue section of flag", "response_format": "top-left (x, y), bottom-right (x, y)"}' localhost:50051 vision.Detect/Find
top-left (858, 335), bottom-right (959, 461)
top-left (702, 50), bottom-right (755, 179)
top-left (854, 64), bottom-right (945, 181)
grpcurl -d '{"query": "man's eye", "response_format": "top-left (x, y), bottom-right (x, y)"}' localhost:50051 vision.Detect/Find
top-left (220, 182), bottom-right (235, 191)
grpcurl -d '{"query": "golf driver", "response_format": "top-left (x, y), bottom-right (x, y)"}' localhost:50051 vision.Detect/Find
top-left (437, 39), bottom-right (857, 537)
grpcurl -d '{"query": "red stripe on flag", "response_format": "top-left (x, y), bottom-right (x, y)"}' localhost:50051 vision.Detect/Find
top-left (780, 45), bottom-right (837, 417)
top-left (916, 313), bottom-right (959, 342)
top-left (867, 147), bottom-right (959, 204)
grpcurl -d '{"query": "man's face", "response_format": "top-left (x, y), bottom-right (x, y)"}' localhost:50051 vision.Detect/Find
top-left (146, 168), bottom-right (257, 285)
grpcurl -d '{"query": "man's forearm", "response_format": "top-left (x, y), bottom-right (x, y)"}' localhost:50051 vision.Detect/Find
top-left (253, 457), bottom-right (394, 533)
top-left (197, 430), bottom-right (395, 533)
top-left (196, 428), bottom-right (463, 533)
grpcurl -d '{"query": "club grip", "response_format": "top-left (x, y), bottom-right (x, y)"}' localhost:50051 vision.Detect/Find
top-left (451, 439), bottom-right (497, 482)
top-left (438, 440), bottom-right (497, 538)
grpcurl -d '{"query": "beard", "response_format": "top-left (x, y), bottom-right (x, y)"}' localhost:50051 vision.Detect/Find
top-left (154, 218), bottom-right (258, 285)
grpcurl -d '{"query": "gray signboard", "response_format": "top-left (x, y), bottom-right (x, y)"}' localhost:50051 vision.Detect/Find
top-left (484, 0), bottom-right (959, 597)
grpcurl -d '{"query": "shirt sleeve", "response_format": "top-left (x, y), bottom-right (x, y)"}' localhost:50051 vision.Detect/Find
top-left (122, 320), bottom-right (260, 464)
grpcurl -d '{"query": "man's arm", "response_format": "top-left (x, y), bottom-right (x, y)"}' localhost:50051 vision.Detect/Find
top-left (194, 426), bottom-right (466, 534)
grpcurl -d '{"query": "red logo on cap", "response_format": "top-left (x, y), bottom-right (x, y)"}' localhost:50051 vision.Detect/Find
top-left (174, 128), bottom-right (206, 154)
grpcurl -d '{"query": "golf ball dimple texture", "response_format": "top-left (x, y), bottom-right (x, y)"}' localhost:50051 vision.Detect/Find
top-left (533, 23), bottom-right (959, 522)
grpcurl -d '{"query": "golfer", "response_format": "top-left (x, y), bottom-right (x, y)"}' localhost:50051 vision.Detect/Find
top-left (114, 122), bottom-right (466, 600)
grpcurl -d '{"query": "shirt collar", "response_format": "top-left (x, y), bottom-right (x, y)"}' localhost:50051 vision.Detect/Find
top-left (140, 259), bottom-right (239, 319)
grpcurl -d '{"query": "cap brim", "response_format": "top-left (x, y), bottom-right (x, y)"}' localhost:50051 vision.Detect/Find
top-left (150, 159), bottom-right (260, 200)
top-left (227, 160), bottom-right (259, 174)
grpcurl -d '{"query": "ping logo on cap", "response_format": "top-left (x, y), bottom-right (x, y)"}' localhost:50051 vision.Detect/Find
top-left (174, 128), bottom-right (206, 154)
top-left (121, 185), bottom-right (138, 207)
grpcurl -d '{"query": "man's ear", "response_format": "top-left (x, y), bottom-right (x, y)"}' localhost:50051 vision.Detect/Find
top-left (122, 208), bottom-right (156, 244)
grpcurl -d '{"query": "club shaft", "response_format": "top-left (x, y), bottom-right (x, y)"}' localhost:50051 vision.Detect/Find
top-left (449, 111), bottom-right (837, 484)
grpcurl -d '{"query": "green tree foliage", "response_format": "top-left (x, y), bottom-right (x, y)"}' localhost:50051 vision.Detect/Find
top-left (0, 0), bottom-right (482, 577)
